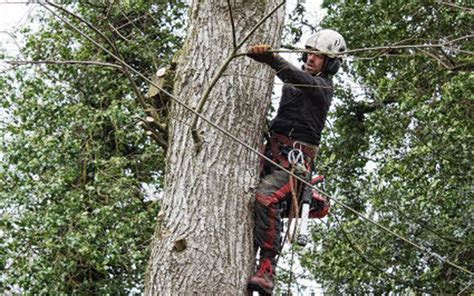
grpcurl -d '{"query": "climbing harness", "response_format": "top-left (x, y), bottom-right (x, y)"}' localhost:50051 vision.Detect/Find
top-left (259, 133), bottom-right (330, 265)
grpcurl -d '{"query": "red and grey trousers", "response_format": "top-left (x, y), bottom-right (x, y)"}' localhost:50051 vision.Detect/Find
top-left (254, 134), bottom-right (317, 260)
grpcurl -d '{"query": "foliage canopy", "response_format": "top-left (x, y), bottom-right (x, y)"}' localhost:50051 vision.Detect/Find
top-left (301, 1), bottom-right (473, 294)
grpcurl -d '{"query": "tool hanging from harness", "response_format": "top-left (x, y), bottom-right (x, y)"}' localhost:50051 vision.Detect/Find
top-left (297, 175), bottom-right (330, 245)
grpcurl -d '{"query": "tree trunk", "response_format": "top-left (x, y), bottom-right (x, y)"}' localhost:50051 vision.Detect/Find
top-left (145, 0), bottom-right (285, 294)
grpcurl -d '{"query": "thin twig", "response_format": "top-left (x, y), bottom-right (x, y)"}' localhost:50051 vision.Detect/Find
top-left (440, 1), bottom-right (474, 14)
top-left (342, 35), bottom-right (474, 55)
top-left (416, 48), bottom-right (454, 70)
top-left (457, 280), bottom-right (473, 295)
top-left (137, 118), bottom-right (168, 149)
top-left (444, 34), bottom-right (474, 45)
top-left (236, 1), bottom-right (285, 49)
top-left (451, 48), bottom-right (474, 55)
top-left (2, 59), bottom-right (122, 69)
top-left (108, 22), bottom-right (130, 42)
top-left (190, 53), bottom-right (235, 149)
top-left (234, 43), bottom-right (474, 59)
top-left (235, 34), bottom-right (474, 59)
top-left (226, 0), bottom-right (237, 49)
top-left (46, 1), bottom-right (116, 50)
top-left (119, 10), bottom-right (147, 36)
top-left (103, 0), bottom-right (116, 20)
top-left (116, 13), bottom-right (149, 30)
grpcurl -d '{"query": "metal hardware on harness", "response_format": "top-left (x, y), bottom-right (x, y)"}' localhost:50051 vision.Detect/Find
top-left (288, 142), bottom-right (306, 173)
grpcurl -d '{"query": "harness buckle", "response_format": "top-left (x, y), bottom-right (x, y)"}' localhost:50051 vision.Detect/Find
top-left (288, 148), bottom-right (306, 173)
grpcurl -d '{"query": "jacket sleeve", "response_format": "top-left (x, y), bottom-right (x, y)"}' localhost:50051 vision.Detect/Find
top-left (268, 55), bottom-right (331, 91)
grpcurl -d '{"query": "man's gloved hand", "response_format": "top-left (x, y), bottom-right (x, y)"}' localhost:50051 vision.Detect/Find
top-left (309, 191), bottom-right (330, 219)
top-left (247, 44), bottom-right (274, 64)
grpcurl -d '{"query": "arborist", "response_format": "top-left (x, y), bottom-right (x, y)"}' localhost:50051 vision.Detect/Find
top-left (246, 29), bottom-right (347, 295)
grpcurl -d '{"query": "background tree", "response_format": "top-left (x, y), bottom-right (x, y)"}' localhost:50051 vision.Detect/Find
top-left (0, 1), bottom-right (185, 293)
top-left (300, 1), bottom-right (473, 294)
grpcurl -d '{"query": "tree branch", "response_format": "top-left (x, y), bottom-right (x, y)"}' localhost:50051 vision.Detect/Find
top-left (333, 215), bottom-right (432, 294)
top-left (272, 42), bottom-right (474, 57)
top-left (107, 23), bottom-right (130, 42)
top-left (115, 13), bottom-right (149, 30)
top-left (233, 34), bottom-right (474, 59)
top-left (416, 48), bottom-right (455, 70)
top-left (190, 0), bottom-right (285, 151)
top-left (46, 1), bottom-right (117, 51)
top-left (344, 35), bottom-right (474, 56)
top-left (137, 118), bottom-right (168, 149)
top-left (440, 1), bottom-right (474, 14)
top-left (43, 1), bottom-right (167, 149)
top-left (457, 280), bottom-right (474, 296)
top-left (226, 0), bottom-right (237, 49)
top-left (350, 98), bottom-right (398, 119)
top-left (2, 59), bottom-right (122, 69)
top-left (237, 1), bottom-right (285, 49)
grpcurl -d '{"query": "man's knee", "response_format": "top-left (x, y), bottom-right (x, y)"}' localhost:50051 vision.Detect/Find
top-left (255, 192), bottom-right (278, 207)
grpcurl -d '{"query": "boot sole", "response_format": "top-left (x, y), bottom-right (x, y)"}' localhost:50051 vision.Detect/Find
top-left (247, 282), bottom-right (273, 296)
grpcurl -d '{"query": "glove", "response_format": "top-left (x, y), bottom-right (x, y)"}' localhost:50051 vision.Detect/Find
top-left (247, 44), bottom-right (274, 64)
top-left (309, 191), bottom-right (330, 218)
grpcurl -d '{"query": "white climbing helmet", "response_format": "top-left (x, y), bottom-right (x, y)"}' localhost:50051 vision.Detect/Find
top-left (305, 29), bottom-right (347, 58)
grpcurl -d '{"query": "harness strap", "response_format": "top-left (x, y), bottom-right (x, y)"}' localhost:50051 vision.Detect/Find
top-left (269, 134), bottom-right (317, 168)
top-left (270, 138), bottom-right (289, 168)
top-left (273, 133), bottom-right (317, 159)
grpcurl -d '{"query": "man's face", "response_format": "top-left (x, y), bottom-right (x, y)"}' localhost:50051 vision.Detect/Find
top-left (304, 53), bottom-right (326, 75)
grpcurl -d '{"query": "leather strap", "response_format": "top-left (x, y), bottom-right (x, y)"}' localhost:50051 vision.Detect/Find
top-left (271, 133), bottom-right (318, 161)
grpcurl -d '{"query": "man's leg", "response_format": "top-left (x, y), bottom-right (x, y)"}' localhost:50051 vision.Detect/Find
top-left (248, 169), bottom-right (291, 295)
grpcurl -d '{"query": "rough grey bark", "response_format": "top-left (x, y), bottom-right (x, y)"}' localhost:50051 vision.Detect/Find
top-left (145, 0), bottom-right (285, 294)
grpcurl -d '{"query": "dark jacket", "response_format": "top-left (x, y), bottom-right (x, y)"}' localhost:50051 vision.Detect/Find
top-left (268, 56), bottom-right (333, 146)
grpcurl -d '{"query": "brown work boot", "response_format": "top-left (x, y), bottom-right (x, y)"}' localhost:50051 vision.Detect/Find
top-left (247, 258), bottom-right (275, 295)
